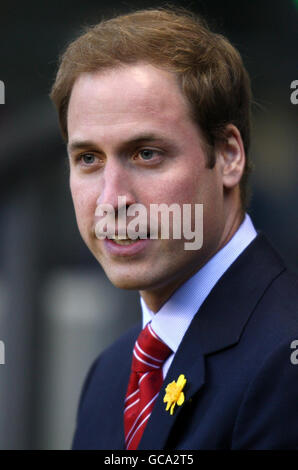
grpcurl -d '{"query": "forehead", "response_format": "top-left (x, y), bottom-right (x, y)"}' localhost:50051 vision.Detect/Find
top-left (67, 63), bottom-right (193, 141)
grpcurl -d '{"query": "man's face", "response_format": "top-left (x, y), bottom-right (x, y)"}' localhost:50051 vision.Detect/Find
top-left (67, 63), bottom-right (228, 307)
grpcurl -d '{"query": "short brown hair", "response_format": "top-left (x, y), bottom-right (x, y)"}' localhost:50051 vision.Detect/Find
top-left (50, 7), bottom-right (253, 207)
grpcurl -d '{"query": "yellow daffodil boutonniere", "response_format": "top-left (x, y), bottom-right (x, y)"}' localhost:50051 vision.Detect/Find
top-left (163, 374), bottom-right (187, 415)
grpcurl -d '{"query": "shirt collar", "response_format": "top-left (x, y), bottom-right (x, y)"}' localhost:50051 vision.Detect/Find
top-left (140, 213), bottom-right (257, 352)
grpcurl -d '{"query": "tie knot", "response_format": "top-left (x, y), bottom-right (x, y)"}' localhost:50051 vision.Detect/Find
top-left (132, 323), bottom-right (171, 373)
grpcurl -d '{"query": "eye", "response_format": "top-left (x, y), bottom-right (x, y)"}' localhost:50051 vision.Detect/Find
top-left (81, 153), bottom-right (96, 164)
top-left (138, 149), bottom-right (156, 161)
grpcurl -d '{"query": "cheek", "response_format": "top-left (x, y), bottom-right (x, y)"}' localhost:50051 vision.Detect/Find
top-left (70, 179), bottom-right (97, 228)
top-left (153, 174), bottom-right (202, 205)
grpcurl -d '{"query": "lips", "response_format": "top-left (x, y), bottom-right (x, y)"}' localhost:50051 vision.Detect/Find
top-left (103, 237), bottom-right (151, 256)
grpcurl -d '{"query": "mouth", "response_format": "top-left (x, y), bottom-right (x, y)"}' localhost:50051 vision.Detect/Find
top-left (103, 235), bottom-right (151, 257)
top-left (110, 236), bottom-right (144, 245)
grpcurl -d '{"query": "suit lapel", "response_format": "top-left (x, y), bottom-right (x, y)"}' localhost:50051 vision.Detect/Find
top-left (96, 324), bottom-right (141, 450)
top-left (138, 233), bottom-right (285, 449)
top-left (107, 359), bottom-right (131, 449)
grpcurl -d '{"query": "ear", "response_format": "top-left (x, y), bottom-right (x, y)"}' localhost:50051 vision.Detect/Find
top-left (215, 124), bottom-right (246, 189)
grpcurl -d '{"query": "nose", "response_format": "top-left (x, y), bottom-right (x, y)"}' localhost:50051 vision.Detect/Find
top-left (96, 158), bottom-right (136, 213)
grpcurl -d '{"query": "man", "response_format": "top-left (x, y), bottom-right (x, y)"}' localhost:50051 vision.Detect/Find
top-left (50, 8), bottom-right (298, 449)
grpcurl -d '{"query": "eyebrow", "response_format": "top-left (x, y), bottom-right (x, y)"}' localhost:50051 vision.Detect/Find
top-left (67, 140), bottom-right (97, 154)
top-left (67, 133), bottom-right (176, 154)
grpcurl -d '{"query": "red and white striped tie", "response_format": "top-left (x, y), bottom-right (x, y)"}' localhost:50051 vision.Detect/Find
top-left (124, 322), bottom-right (172, 450)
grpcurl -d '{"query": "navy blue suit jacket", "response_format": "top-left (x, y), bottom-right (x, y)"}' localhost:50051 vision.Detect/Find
top-left (72, 233), bottom-right (298, 449)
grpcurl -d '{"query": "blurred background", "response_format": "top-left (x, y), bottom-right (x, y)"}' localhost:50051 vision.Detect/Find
top-left (0, 0), bottom-right (297, 450)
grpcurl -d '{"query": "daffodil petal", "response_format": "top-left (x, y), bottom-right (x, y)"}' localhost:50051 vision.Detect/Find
top-left (166, 380), bottom-right (174, 391)
top-left (177, 374), bottom-right (185, 386)
top-left (177, 392), bottom-right (185, 406)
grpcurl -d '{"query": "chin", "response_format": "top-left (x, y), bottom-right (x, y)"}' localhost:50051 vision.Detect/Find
top-left (112, 281), bottom-right (151, 291)
top-left (105, 272), bottom-right (151, 291)
top-left (106, 268), bottom-right (176, 295)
